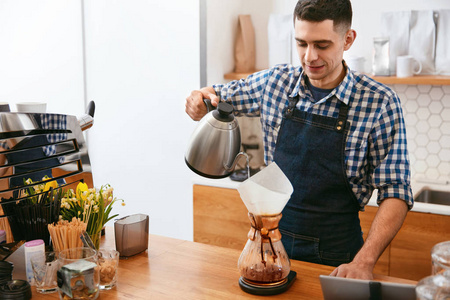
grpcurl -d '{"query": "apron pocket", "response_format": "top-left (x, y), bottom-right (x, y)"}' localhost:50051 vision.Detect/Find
top-left (280, 229), bottom-right (322, 264)
top-left (319, 250), bottom-right (351, 267)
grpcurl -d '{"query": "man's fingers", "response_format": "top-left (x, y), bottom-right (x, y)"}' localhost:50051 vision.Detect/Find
top-left (207, 93), bottom-right (220, 107)
top-left (185, 101), bottom-right (205, 121)
top-left (185, 87), bottom-right (219, 121)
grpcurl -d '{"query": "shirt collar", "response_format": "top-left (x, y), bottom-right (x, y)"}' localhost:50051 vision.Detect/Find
top-left (291, 61), bottom-right (356, 106)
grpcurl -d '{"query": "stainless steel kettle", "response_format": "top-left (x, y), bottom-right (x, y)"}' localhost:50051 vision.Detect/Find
top-left (185, 101), bottom-right (246, 178)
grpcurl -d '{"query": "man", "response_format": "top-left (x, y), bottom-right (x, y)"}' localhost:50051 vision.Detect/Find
top-left (185, 0), bottom-right (413, 280)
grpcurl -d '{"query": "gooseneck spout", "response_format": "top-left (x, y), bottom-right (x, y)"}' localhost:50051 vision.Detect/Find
top-left (224, 152), bottom-right (249, 173)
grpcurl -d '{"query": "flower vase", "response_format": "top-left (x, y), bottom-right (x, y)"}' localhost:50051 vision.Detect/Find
top-left (90, 231), bottom-right (101, 250)
top-left (2, 197), bottom-right (61, 246)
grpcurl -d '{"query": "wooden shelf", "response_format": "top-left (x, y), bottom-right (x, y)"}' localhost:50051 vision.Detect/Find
top-left (372, 75), bottom-right (450, 85)
top-left (224, 70), bottom-right (260, 81)
top-left (224, 71), bottom-right (450, 85)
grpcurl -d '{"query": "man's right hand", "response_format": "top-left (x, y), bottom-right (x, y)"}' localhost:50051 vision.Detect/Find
top-left (185, 87), bottom-right (220, 121)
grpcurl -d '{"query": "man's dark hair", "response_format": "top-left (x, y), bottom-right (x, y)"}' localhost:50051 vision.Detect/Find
top-left (294, 0), bottom-right (352, 33)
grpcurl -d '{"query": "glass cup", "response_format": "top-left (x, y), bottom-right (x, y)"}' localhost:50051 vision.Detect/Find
top-left (57, 247), bottom-right (100, 300)
top-left (30, 252), bottom-right (58, 294)
top-left (98, 249), bottom-right (119, 290)
top-left (416, 273), bottom-right (450, 300)
top-left (432, 241), bottom-right (450, 275)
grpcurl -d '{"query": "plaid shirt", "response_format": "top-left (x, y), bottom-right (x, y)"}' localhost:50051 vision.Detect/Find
top-left (0, 113), bottom-right (67, 160)
top-left (213, 63), bottom-right (413, 209)
top-left (41, 113), bottom-right (68, 157)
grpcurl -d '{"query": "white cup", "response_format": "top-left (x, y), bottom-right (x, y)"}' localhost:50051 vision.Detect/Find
top-left (16, 102), bottom-right (47, 113)
top-left (396, 55), bottom-right (422, 78)
top-left (346, 56), bottom-right (366, 73)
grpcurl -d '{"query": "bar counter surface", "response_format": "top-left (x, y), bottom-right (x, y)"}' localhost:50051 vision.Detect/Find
top-left (31, 229), bottom-right (416, 299)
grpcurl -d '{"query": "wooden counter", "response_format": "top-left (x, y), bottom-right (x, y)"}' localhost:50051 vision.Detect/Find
top-left (31, 229), bottom-right (416, 299)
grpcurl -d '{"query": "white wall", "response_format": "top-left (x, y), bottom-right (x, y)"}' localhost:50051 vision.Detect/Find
top-left (84, 0), bottom-right (200, 240)
top-left (0, 0), bottom-right (85, 115)
top-left (0, 0), bottom-right (201, 241)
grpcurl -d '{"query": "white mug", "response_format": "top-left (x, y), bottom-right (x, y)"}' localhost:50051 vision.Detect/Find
top-left (16, 102), bottom-right (47, 113)
top-left (346, 56), bottom-right (366, 73)
top-left (396, 55), bottom-right (422, 78)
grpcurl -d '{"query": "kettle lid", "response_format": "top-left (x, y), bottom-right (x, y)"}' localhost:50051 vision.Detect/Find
top-left (212, 102), bottom-right (235, 122)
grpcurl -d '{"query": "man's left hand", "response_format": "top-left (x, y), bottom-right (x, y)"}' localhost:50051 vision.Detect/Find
top-left (329, 261), bottom-right (374, 280)
top-left (329, 198), bottom-right (409, 280)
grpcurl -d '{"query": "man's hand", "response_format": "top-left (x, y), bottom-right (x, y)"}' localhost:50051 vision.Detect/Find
top-left (185, 87), bottom-right (220, 121)
top-left (330, 261), bottom-right (374, 280)
top-left (330, 198), bottom-right (408, 280)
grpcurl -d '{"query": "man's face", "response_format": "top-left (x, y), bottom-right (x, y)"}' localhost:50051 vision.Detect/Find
top-left (294, 19), bottom-right (354, 89)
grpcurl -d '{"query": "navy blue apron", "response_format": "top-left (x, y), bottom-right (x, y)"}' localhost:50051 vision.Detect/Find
top-left (274, 95), bottom-right (363, 267)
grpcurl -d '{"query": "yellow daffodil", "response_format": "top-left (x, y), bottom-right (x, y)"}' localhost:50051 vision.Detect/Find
top-left (76, 182), bottom-right (89, 200)
top-left (44, 180), bottom-right (58, 192)
top-left (59, 182), bottom-right (125, 249)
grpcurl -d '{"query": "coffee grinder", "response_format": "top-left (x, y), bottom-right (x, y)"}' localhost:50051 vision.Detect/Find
top-left (236, 162), bottom-right (296, 295)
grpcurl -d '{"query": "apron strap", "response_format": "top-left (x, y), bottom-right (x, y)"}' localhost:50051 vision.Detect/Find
top-left (284, 96), bottom-right (299, 118)
top-left (335, 102), bottom-right (349, 132)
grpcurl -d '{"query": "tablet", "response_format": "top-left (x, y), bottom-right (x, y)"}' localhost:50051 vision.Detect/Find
top-left (319, 275), bottom-right (416, 300)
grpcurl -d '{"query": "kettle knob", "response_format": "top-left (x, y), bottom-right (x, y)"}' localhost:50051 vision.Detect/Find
top-left (213, 102), bottom-right (235, 122)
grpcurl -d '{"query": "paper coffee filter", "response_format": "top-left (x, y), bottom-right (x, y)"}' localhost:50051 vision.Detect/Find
top-left (237, 162), bottom-right (293, 215)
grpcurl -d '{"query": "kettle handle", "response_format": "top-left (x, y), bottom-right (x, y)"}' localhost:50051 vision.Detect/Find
top-left (203, 98), bottom-right (216, 113)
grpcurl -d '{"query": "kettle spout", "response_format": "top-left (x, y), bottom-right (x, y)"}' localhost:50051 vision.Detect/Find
top-left (224, 152), bottom-right (249, 172)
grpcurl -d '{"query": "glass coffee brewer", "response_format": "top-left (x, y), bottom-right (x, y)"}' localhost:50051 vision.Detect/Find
top-left (236, 162), bottom-right (296, 295)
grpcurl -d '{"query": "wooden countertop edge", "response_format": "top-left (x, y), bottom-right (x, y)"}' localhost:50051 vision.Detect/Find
top-left (224, 71), bottom-right (450, 85)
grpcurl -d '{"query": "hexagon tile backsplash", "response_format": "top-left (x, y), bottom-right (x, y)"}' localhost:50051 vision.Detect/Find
top-left (393, 84), bottom-right (450, 184)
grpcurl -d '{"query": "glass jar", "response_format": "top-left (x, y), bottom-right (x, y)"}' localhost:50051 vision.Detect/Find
top-left (432, 241), bottom-right (450, 275)
top-left (416, 273), bottom-right (450, 300)
top-left (57, 247), bottom-right (100, 300)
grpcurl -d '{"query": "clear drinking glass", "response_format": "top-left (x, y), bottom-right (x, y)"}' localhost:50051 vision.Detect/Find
top-left (30, 252), bottom-right (58, 293)
top-left (98, 249), bottom-right (119, 290)
top-left (432, 241), bottom-right (450, 275)
top-left (57, 247), bottom-right (100, 300)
